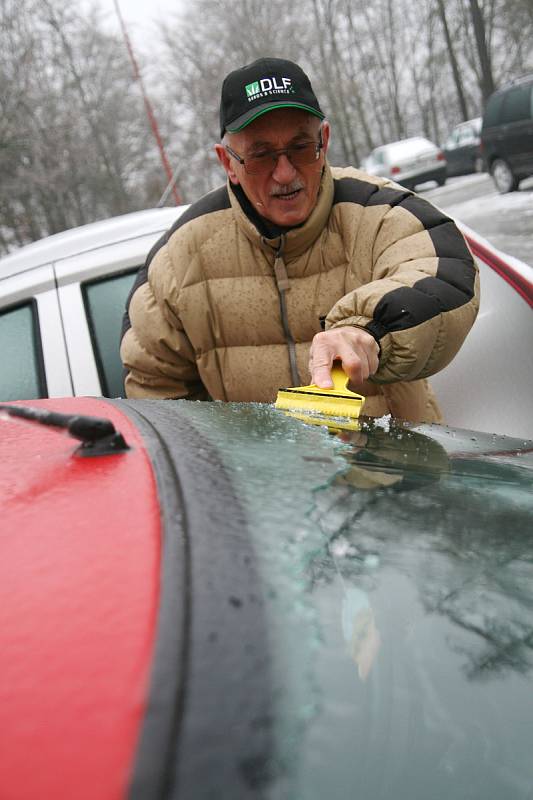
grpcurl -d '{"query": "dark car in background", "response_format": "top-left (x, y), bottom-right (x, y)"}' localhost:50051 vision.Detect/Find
top-left (481, 74), bottom-right (533, 192)
top-left (442, 117), bottom-right (483, 176)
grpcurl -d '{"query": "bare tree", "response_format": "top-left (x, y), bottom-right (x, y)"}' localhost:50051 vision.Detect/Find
top-left (3, 0), bottom-right (533, 252)
top-left (358, 1), bottom-right (407, 141)
top-left (468, 0), bottom-right (496, 102)
top-left (436, 0), bottom-right (471, 119)
top-left (0, 0), bottom-right (165, 250)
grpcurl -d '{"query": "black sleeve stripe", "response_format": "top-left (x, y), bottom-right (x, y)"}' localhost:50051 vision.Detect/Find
top-left (380, 196), bottom-right (475, 285)
top-left (371, 285), bottom-right (440, 335)
top-left (436, 257), bottom-right (477, 297)
top-left (392, 194), bottom-right (451, 228)
top-left (333, 176), bottom-right (380, 206)
top-left (365, 184), bottom-right (414, 208)
top-left (121, 185), bottom-right (230, 340)
top-left (333, 176), bottom-right (414, 209)
top-left (368, 268), bottom-right (475, 339)
top-left (366, 192), bottom-right (476, 338)
top-left (429, 220), bottom-right (474, 262)
top-left (334, 179), bottom-right (472, 272)
top-left (332, 175), bottom-right (477, 342)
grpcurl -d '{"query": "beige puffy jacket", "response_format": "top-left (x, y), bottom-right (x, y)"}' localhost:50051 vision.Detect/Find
top-left (121, 164), bottom-right (479, 422)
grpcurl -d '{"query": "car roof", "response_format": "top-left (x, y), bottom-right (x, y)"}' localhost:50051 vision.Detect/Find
top-left (491, 73), bottom-right (533, 95)
top-left (453, 117), bottom-right (481, 130)
top-left (375, 137), bottom-right (432, 150)
top-left (374, 137), bottom-right (437, 159)
top-left (0, 206), bottom-right (186, 278)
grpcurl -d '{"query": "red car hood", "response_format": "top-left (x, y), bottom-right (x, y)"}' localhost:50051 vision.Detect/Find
top-left (1, 397), bottom-right (160, 800)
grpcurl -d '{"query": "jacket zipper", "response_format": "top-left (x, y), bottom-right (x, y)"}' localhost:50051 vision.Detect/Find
top-left (271, 235), bottom-right (301, 386)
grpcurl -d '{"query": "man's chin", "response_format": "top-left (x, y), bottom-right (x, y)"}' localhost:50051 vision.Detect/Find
top-left (264, 196), bottom-right (310, 227)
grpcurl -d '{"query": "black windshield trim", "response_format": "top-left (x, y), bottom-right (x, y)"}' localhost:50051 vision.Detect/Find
top-left (114, 399), bottom-right (274, 799)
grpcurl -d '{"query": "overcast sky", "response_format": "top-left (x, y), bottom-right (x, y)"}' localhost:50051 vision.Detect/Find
top-left (94, 0), bottom-right (181, 42)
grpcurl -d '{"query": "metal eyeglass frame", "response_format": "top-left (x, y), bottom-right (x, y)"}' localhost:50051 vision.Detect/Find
top-left (225, 129), bottom-right (324, 175)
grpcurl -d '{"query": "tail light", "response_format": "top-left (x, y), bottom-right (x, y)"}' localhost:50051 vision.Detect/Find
top-left (390, 166), bottom-right (401, 175)
top-left (437, 151), bottom-right (445, 161)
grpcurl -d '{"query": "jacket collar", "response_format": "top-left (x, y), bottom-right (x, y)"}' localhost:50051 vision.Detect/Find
top-left (228, 162), bottom-right (334, 260)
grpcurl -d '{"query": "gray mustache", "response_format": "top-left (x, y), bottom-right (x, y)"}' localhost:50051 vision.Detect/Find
top-left (270, 181), bottom-right (304, 197)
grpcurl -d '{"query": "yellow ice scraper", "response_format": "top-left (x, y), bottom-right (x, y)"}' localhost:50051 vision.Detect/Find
top-left (275, 363), bottom-right (365, 422)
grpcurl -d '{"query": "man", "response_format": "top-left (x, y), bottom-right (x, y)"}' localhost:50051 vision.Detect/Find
top-left (121, 57), bottom-right (479, 422)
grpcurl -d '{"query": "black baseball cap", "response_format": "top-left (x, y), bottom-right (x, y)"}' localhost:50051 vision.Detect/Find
top-left (219, 57), bottom-right (325, 138)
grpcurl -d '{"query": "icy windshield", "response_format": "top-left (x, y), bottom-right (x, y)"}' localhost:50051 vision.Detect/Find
top-left (167, 401), bottom-right (533, 800)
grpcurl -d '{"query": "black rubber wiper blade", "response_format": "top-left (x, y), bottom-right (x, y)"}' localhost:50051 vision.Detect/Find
top-left (0, 403), bottom-right (130, 456)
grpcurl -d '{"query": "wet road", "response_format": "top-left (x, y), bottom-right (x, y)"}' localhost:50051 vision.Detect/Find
top-left (421, 174), bottom-right (533, 267)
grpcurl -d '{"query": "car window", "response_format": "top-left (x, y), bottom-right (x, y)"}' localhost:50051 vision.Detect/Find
top-left (457, 126), bottom-right (476, 144)
top-left (444, 131), bottom-right (458, 149)
top-left (500, 85), bottom-right (531, 123)
top-left (83, 270), bottom-right (137, 398)
top-left (372, 150), bottom-right (385, 165)
top-left (0, 301), bottom-right (46, 401)
top-left (483, 92), bottom-right (504, 127)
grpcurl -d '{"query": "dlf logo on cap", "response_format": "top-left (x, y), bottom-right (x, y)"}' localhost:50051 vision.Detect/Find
top-left (220, 57), bottom-right (325, 137)
top-left (245, 77), bottom-right (293, 99)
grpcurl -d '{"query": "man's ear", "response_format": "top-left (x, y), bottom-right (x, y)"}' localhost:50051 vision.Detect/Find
top-left (321, 121), bottom-right (331, 156)
top-left (214, 143), bottom-right (240, 185)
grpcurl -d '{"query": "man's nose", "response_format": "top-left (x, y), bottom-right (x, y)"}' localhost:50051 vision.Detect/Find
top-left (271, 152), bottom-right (297, 182)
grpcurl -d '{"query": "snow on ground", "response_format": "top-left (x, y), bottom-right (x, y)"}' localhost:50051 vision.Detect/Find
top-left (445, 184), bottom-right (533, 220)
top-left (425, 175), bottom-right (533, 268)
top-left (446, 196), bottom-right (533, 268)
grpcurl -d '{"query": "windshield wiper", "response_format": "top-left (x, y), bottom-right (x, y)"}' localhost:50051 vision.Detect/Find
top-left (0, 403), bottom-right (130, 456)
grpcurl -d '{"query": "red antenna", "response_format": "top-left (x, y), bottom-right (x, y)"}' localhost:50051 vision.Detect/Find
top-left (113, 0), bottom-right (182, 205)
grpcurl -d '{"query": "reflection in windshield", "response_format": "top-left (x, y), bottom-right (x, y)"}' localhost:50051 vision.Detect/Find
top-left (341, 586), bottom-right (381, 681)
top-left (168, 402), bottom-right (533, 799)
top-left (308, 421), bottom-right (533, 683)
top-left (300, 419), bottom-right (533, 798)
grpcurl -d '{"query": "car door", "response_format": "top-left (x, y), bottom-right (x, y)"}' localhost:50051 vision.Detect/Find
top-left (55, 234), bottom-right (155, 397)
top-left (443, 129), bottom-right (460, 174)
top-left (498, 82), bottom-right (533, 173)
top-left (455, 123), bottom-right (478, 172)
top-left (0, 265), bottom-right (72, 400)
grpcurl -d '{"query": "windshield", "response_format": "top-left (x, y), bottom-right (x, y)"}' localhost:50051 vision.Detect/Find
top-left (165, 401), bottom-right (533, 800)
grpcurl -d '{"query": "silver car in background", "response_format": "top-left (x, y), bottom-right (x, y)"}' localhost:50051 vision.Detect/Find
top-left (362, 137), bottom-right (447, 190)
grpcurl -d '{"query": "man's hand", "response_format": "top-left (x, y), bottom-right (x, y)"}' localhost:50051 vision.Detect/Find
top-left (309, 327), bottom-right (379, 388)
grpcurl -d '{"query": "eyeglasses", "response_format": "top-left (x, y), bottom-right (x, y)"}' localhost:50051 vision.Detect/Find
top-left (225, 130), bottom-right (324, 175)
